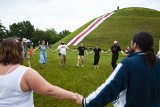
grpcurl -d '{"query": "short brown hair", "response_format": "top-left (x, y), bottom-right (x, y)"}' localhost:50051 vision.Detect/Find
top-left (0, 38), bottom-right (23, 65)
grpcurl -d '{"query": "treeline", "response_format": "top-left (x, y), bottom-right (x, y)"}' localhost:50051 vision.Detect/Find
top-left (0, 20), bottom-right (71, 45)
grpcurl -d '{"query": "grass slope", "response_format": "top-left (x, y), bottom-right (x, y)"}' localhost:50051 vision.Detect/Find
top-left (30, 49), bottom-right (117, 107)
top-left (30, 7), bottom-right (160, 107)
top-left (55, 7), bottom-right (160, 52)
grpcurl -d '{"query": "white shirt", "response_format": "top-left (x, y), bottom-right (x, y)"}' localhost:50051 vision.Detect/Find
top-left (0, 65), bottom-right (34, 107)
top-left (57, 45), bottom-right (68, 55)
top-left (157, 51), bottom-right (160, 58)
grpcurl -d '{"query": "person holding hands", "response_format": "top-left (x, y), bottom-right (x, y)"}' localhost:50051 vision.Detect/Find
top-left (53, 41), bottom-right (73, 67)
top-left (75, 32), bottom-right (160, 107)
top-left (89, 44), bottom-right (102, 69)
top-left (0, 38), bottom-right (80, 107)
top-left (75, 42), bottom-right (88, 67)
top-left (33, 40), bottom-right (53, 69)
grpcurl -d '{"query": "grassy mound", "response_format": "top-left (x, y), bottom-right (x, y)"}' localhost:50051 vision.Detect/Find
top-left (32, 7), bottom-right (160, 107)
top-left (54, 7), bottom-right (160, 52)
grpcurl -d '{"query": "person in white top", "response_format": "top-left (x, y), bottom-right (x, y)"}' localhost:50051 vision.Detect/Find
top-left (157, 51), bottom-right (160, 58)
top-left (0, 38), bottom-right (78, 107)
top-left (53, 41), bottom-right (73, 67)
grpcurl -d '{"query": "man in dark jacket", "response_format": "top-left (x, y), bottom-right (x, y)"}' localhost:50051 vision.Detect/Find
top-left (75, 32), bottom-right (160, 107)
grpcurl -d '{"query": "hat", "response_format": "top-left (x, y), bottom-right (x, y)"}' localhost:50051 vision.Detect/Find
top-left (22, 38), bottom-right (28, 42)
top-left (26, 40), bottom-right (30, 42)
top-left (114, 41), bottom-right (118, 44)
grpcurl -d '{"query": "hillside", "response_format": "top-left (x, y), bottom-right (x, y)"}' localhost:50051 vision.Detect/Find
top-left (32, 7), bottom-right (160, 107)
top-left (53, 7), bottom-right (160, 52)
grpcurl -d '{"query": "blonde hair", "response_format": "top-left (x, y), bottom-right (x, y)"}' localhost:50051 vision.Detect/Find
top-left (0, 38), bottom-right (23, 65)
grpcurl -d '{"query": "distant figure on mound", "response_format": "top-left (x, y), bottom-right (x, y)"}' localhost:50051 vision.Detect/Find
top-left (108, 41), bottom-right (126, 70)
top-left (33, 40), bottom-right (53, 69)
top-left (75, 42), bottom-right (88, 67)
top-left (53, 41), bottom-right (73, 67)
top-left (117, 6), bottom-right (119, 10)
top-left (89, 44), bottom-right (102, 69)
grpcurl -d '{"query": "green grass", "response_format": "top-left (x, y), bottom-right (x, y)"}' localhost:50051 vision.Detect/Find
top-left (82, 7), bottom-right (160, 51)
top-left (24, 7), bottom-right (160, 107)
top-left (24, 49), bottom-right (125, 107)
top-left (55, 7), bottom-right (160, 52)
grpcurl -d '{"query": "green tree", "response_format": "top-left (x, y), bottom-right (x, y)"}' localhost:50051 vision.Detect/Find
top-left (9, 21), bottom-right (34, 39)
top-left (0, 20), bottom-right (7, 39)
top-left (31, 29), bottom-right (45, 45)
top-left (45, 28), bottom-right (58, 44)
top-left (59, 30), bottom-right (71, 38)
top-left (32, 28), bottom-right (59, 45)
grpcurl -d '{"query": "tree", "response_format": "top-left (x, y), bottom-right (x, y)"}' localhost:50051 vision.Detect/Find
top-left (59, 30), bottom-right (71, 38)
top-left (0, 20), bottom-right (7, 39)
top-left (45, 28), bottom-right (58, 44)
top-left (31, 29), bottom-right (45, 45)
top-left (9, 21), bottom-right (34, 39)
top-left (32, 28), bottom-right (62, 45)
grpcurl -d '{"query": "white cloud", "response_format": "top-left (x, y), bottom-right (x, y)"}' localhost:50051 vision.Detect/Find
top-left (0, 0), bottom-right (160, 32)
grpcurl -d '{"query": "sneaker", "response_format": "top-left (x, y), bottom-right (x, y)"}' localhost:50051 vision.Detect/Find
top-left (82, 65), bottom-right (84, 67)
top-left (76, 64), bottom-right (79, 67)
top-left (97, 65), bottom-right (99, 69)
top-left (94, 66), bottom-right (97, 69)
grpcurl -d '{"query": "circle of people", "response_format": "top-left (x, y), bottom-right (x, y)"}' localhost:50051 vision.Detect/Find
top-left (0, 31), bottom-right (160, 107)
top-left (23, 39), bottom-right (130, 70)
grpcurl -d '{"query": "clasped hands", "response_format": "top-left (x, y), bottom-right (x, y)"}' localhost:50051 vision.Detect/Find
top-left (73, 93), bottom-right (84, 105)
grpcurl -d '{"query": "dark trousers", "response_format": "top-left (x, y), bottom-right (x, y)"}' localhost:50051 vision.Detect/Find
top-left (93, 56), bottom-right (100, 65)
top-left (111, 54), bottom-right (118, 70)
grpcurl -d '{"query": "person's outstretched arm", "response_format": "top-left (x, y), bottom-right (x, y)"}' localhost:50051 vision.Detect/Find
top-left (46, 46), bottom-right (54, 53)
top-left (67, 47), bottom-right (74, 52)
top-left (22, 68), bottom-right (77, 101)
top-left (75, 60), bottom-right (129, 107)
top-left (53, 46), bottom-right (59, 53)
top-left (33, 45), bottom-right (40, 52)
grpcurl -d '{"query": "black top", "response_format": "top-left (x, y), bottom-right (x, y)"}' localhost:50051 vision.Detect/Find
top-left (78, 46), bottom-right (85, 55)
top-left (94, 48), bottom-right (101, 56)
top-left (111, 45), bottom-right (121, 55)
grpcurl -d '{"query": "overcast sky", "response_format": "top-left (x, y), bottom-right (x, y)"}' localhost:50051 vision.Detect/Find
top-left (0, 0), bottom-right (160, 33)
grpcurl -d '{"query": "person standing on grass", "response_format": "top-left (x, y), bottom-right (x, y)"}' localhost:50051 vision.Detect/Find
top-left (108, 40), bottom-right (126, 70)
top-left (0, 38), bottom-right (80, 107)
top-left (22, 38), bottom-right (31, 67)
top-left (75, 42), bottom-right (88, 67)
top-left (53, 41), bottom-right (73, 67)
top-left (89, 44), bottom-right (101, 69)
top-left (125, 46), bottom-right (130, 54)
top-left (75, 32), bottom-right (160, 107)
top-left (33, 40), bottom-right (53, 69)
